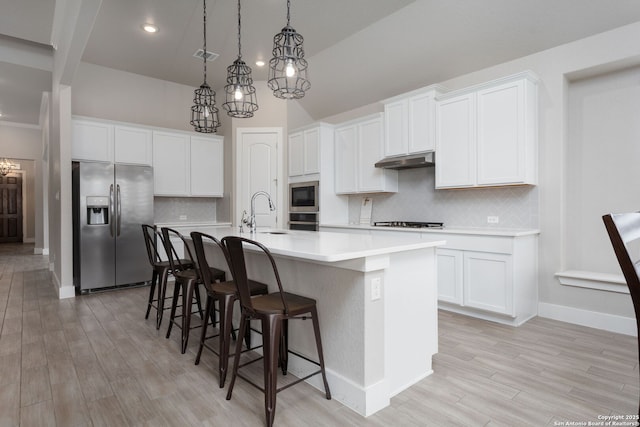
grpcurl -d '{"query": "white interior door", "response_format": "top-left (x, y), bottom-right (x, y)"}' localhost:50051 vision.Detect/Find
top-left (236, 128), bottom-right (281, 229)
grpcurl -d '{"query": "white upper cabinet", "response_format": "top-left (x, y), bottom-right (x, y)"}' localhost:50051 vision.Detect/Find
top-left (288, 127), bottom-right (320, 177)
top-left (435, 93), bottom-right (477, 188)
top-left (190, 135), bottom-right (224, 197)
top-left (383, 86), bottom-right (443, 157)
top-left (153, 131), bottom-right (224, 197)
top-left (72, 118), bottom-right (153, 165)
top-left (476, 78), bottom-right (537, 186)
top-left (114, 125), bottom-right (153, 165)
top-left (435, 71), bottom-right (538, 189)
top-left (152, 131), bottom-right (190, 196)
top-left (335, 114), bottom-right (398, 194)
top-left (72, 119), bottom-right (114, 163)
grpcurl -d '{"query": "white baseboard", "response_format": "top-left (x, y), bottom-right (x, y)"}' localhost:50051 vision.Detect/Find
top-left (538, 302), bottom-right (637, 336)
top-left (43, 248), bottom-right (49, 255)
top-left (286, 352), bottom-right (390, 417)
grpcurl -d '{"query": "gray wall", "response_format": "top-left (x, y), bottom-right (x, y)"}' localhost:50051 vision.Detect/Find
top-left (348, 168), bottom-right (538, 229)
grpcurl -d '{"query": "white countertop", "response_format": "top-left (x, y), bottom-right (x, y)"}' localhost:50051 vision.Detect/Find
top-left (321, 223), bottom-right (539, 237)
top-left (155, 221), bottom-right (231, 229)
top-left (177, 226), bottom-right (445, 263)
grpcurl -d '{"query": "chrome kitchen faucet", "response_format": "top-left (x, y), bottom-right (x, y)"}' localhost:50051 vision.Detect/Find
top-left (243, 191), bottom-right (276, 233)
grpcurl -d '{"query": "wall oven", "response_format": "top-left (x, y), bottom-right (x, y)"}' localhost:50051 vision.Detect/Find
top-left (289, 181), bottom-right (319, 231)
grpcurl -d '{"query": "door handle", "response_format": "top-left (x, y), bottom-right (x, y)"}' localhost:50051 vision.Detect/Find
top-left (116, 184), bottom-right (122, 237)
top-left (109, 184), bottom-right (115, 237)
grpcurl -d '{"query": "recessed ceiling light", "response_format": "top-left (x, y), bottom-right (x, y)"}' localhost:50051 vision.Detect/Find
top-left (255, 60), bottom-right (265, 67)
top-left (142, 23), bottom-right (158, 33)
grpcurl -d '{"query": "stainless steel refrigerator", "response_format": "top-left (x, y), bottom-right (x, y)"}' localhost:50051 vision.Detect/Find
top-left (72, 161), bottom-right (153, 292)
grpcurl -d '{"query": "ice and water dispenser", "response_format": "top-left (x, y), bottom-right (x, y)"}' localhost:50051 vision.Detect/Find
top-left (86, 196), bottom-right (109, 225)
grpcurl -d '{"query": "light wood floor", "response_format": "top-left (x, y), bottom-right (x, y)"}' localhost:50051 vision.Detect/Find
top-left (0, 242), bottom-right (638, 426)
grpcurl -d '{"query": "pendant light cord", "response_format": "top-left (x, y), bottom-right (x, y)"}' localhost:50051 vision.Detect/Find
top-left (203, 0), bottom-right (208, 83)
top-left (237, 0), bottom-right (242, 58)
top-left (286, 0), bottom-right (291, 26)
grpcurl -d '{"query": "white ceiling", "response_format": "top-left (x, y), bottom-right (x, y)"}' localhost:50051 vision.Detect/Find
top-left (2, 0), bottom-right (640, 125)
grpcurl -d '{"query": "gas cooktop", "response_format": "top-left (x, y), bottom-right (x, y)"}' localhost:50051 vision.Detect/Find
top-left (373, 221), bottom-right (444, 229)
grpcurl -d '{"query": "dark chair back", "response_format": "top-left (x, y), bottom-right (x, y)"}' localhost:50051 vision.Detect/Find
top-left (603, 213), bottom-right (640, 327)
top-left (603, 212), bottom-right (640, 416)
top-left (142, 224), bottom-right (163, 266)
top-left (190, 231), bottom-right (229, 286)
top-left (161, 227), bottom-right (196, 274)
top-left (222, 236), bottom-right (288, 314)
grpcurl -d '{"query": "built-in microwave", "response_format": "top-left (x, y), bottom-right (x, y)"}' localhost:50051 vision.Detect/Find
top-left (289, 181), bottom-right (319, 212)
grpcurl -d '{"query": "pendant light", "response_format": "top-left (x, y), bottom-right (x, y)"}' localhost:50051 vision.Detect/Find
top-left (222, 0), bottom-right (258, 118)
top-left (268, 0), bottom-right (310, 99)
top-left (0, 158), bottom-right (14, 176)
top-left (191, 0), bottom-right (220, 133)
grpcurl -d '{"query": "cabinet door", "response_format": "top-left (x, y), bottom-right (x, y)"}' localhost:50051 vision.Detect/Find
top-left (114, 125), bottom-right (152, 165)
top-left (463, 251), bottom-right (513, 316)
top-left (288, 131), bottom-right (304, 177)
top-left (477, 80), bottom-right (525, 185)
top-left (358, 116), bottom-right (396, 192)
top-left (152, 131), bottom-right (190, 196)
top-left (437, 249), bottom-right (463, 305)
top-left (408, 91), bottom-right (435, 153)
top-left (190, 135), bottom-right (223, 197)
top-left (303, 128), bottom-right (320, 174)
top-left (383, 99), bottom-right (408, 157)
top-left (334, 125), bottom-right (358, 194)
top-left (435, 93), bottom-right (476, 188)
top-left (72, 120), bottom-right (113, 162)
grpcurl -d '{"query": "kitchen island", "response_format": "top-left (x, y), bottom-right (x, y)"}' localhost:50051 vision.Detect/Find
top-left (181, 227), bottom-right (445, 416)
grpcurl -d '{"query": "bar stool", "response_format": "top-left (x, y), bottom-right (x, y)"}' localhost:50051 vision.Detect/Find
top-left (162, 227), bottom-right (224, 353)
top-left (190, 231), bottom-right (269, 387)
top-left (222, 236), bottom-right (331, 427)
top-left (141, 224), bottom-right (193, 329)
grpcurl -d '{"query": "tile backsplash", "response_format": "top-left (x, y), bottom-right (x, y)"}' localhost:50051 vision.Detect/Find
top-left (154, 197), bottom-right (217, 223)
top-left (348, 168), bottom-right (539, 229)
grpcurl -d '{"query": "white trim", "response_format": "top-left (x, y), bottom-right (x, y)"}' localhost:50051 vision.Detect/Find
top-left (286, 353), bottom-right (390, 417)
top-left (538, 302), bottom-right (637, 336)
top-left (555, 270), bottom-right (628, 294)
top-left (0, 121), bottom-right (41, 130)
top-left (58, 285), bottom-right (75, 299)
top-left (42, 248), bottom-right (49, 255)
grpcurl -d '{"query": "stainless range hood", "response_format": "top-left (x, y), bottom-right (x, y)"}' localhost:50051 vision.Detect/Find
top-left (374, 151), bottom-right (435, 170)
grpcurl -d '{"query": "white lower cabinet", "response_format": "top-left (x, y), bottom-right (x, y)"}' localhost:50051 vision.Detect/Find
top-left (436, 249), bottom-right (463, 305)
top-left (433, 233), bottom-right (538, 326)
top-left (462, 251), bottom-right (512, 315)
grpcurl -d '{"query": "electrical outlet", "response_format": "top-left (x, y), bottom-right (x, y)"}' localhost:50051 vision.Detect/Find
top-left (179, 214), bottom-right (187, 220)
top-left (371, 277), bottom-right (382, 301)
top-left (487, 216), bottom-right (499, 224)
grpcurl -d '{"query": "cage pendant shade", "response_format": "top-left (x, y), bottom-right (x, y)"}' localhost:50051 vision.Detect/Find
top-left (223, 0), bottom-right (258, 118)
top-left (223, 59), bottom-right (258, 118)
top-left (191, 0), bottom-right (220, 132)
top-left (268, 4), bottom-right (310, 100)
top-left (191, 82), bottom-right (220, 133)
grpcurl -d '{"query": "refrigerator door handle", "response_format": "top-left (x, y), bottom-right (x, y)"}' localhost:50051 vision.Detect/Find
top-left (116, 184), bottom-right (122, 237)
top-left (109, 184), bottom-right (115, 237)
